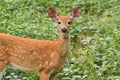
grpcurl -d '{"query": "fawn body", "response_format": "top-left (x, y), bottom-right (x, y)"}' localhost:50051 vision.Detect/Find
top-left (0, 8), bottom-right (81, 80)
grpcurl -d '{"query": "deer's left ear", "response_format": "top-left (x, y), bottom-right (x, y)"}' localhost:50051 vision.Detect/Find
top-left (48, 8), bottom-right (58, 20)
top-left (71, 8), bottom-right (81, 19)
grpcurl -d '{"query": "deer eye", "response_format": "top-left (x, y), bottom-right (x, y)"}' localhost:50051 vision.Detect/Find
top-left (58, 22), bottom-right (61, 24)
top-left (68, 22), bottom-right (72, 25)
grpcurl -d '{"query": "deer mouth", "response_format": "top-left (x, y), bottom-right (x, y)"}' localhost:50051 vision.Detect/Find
top-left (61, 27), bottom-right (67, 33)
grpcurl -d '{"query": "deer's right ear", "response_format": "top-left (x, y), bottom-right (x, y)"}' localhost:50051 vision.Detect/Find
top-left (48, 8), bottom-right (58, 20)
top-left (71, 8), bottom-right (81, 19)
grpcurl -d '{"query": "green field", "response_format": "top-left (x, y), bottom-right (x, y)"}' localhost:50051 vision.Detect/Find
top-left (0, 0), bottom-right (120, 80)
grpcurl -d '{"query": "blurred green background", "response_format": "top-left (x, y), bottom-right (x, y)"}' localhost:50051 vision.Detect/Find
top-left (0, 0), bottom-right (120, 80)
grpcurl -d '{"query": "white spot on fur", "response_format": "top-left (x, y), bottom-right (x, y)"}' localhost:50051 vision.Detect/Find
top-left (46, 61), bottom-right (48, 66)
top-left (46, 66), bottom-right (49, 69)
top-left (18, 55), bottom-right (21, 58)
top-left (39, 64), bottom-right (42, 68)
top-left (21, 50), bottom-right (24, 53)
top-left (33, 52), bottom-right (36, 55)
top-left (50, 62), bottom-right (53, 66)
top-left (51, 52), bottom-right (55, 58)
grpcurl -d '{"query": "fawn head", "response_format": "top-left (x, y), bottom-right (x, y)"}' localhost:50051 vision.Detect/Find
top-left (48, 8), bottom-right (81, 39)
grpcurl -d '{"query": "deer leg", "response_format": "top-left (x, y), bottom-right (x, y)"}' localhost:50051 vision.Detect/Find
top-left (0, 51), bottom-right (8, 80)
top-left (0, 60), bottom-right (7, 80)
top-left (49, 74), bottom-right (55, 80)
top-left (40, 72), bottom-right (50, 80)
top-left (0, 68), bottom-right (6, 80)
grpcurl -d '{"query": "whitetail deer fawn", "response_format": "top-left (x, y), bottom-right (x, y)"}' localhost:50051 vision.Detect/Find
top-left (0, 8), bottom-right (81, 80)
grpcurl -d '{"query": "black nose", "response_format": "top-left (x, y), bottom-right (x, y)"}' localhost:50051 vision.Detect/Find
top-left (61, 27), bottom-right (67, 33)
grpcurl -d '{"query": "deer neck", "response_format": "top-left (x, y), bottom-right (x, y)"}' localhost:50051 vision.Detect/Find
top-left (57, 33), bottom-right (70, 58)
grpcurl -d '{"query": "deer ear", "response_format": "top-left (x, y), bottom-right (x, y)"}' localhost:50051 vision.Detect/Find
top-left (48, 8), bottom-right (58, 20)
top-left (71, 8), bottom-right (81, 19)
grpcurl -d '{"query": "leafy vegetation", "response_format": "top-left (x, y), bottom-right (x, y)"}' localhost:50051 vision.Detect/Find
top-left (0, 0), bottom-right (120, 80)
